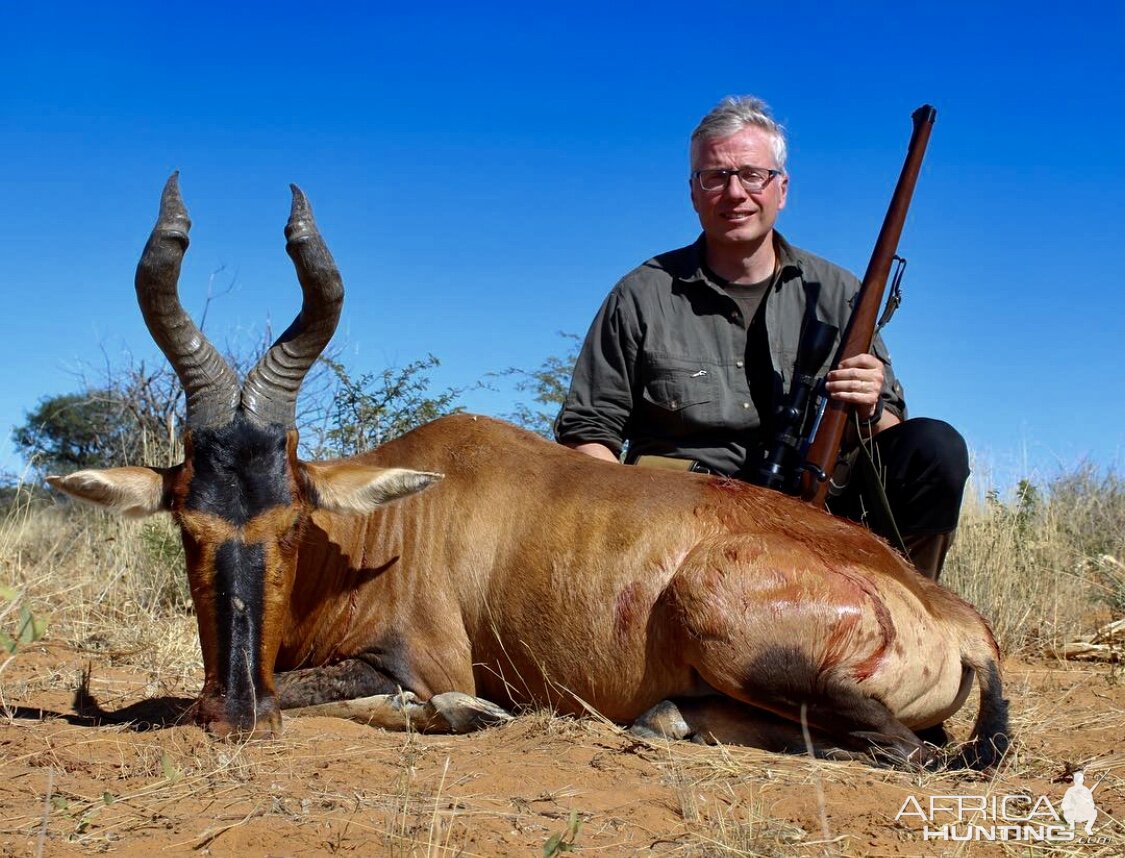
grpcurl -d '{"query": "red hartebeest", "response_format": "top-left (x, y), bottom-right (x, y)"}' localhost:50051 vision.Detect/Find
top-left (50, 176), bottom-right (1009, 767)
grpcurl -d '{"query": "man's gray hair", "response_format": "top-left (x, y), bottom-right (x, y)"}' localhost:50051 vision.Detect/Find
top-left (690, 95), bottom-right (788, 170)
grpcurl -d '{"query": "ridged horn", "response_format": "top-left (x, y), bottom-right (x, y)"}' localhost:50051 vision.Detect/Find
top-left (241, 185), bottom-right (343, 427)
top-left (135, 173), bottom-right (239, 429)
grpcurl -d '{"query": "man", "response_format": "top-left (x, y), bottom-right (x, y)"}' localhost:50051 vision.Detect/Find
top-left (554, 95), bottom-right (968, 580)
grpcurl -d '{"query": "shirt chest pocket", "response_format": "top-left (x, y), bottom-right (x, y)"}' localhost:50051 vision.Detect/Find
top-left (640, 355), bottom-right (723, 430)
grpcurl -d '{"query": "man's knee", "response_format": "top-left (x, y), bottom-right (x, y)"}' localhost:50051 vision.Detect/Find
top-left (883, 417), bottom-right (968, 489)
top-left (872, 417), bottom-right (969, 540)
top-left (913, 417), bottom-right (968, 483)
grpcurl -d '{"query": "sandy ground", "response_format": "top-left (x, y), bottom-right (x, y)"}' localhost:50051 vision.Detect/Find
top-left (1, 645), bottom-right (1123, 857)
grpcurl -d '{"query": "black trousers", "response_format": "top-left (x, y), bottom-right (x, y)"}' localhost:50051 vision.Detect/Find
top-left (827, 417), bottom-right (970, 542)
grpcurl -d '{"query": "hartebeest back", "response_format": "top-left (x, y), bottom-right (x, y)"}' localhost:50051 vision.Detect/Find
top-left (50, 178), bottom-right (1009, 767)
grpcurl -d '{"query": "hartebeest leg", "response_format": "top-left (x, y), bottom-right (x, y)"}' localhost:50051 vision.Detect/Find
top-left (286, 690), bottom-right (513, 734)
top-left (664, 540), bottom-right (941, 767)
top-left (276, 658), bottom-right (400, 708)
top-left (631, 698), bottom-right (886, 763)
top-left (276, 658), bottom-right (512, 734)
top-left (812, 692), bottom-right (934, 767)
top-left (718, 663), bottom-right (934, 766)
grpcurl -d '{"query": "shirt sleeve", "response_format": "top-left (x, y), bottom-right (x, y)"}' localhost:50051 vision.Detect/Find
top-left (872, 329), bottom-right (908, 420)
top-left (554, 287), bottom-right (639, 455)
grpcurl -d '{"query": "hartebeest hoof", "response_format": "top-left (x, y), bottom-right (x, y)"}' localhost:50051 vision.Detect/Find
top-left (427, 692), bottom-right (514, 733)
top-left (630, 700), bottom-right (693, 741)
top-left (286, 690), bottom-right (513, 734)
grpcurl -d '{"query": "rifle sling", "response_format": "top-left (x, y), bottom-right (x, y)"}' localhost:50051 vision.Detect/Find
top-left (852, 417), bottom-right (910, 558)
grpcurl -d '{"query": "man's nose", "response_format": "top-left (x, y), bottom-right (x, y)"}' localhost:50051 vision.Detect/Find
top-left (721, 173), bottom-right (749, 200)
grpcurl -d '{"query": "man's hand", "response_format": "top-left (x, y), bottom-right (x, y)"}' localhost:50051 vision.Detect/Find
top-left (825, 354), bottom-right (886, 421)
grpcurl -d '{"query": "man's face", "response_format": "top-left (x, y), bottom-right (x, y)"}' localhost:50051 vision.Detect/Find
top-left (690, 126), bottom-right (788, 249)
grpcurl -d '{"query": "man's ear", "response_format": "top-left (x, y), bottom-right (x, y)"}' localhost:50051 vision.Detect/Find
top-left (302, 462), bottom-right (443, 515)
top-left (47, 466), bottom-right (178, 518)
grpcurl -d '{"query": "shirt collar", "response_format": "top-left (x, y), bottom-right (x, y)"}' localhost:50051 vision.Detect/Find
top-left (772, 232), bottom-right (803, 284)
top-left (680, 232), bottom-right (803, 290)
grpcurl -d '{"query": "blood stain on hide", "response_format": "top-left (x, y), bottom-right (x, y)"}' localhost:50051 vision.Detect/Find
top-left (614, 582), bottom-right (645, 641)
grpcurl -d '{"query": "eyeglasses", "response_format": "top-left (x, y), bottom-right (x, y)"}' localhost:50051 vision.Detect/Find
top-left (692, 166), bottom-right (783, 193)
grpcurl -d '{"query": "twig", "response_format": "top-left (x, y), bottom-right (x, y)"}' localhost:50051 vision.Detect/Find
top-left (188, 808), bottom-right (263, 851)
top-left (0, 653), bottom-right (17, 721)
top-left (428, 755), bottom-right (452, 851)
top-left (36, 768), bottom-right (54, 858)
top-left (799, 704), bottom-right (832, 846)
top-left (1053, 618), bottom-right (1125, 661)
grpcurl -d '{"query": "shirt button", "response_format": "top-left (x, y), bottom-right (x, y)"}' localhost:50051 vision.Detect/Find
top-left (735, 360), bottom-right (744, 368)
top-left (742, 402), bottom-right (751, 409)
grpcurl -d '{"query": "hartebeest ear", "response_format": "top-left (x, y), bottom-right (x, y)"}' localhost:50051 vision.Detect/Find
top-left (47, 466), bottom-right (177, 518)
top-left (302, 462), bottom-right (443, 515)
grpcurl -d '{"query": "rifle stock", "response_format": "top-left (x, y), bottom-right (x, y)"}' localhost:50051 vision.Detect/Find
top-left (798, 105), bottom-right (937, 506)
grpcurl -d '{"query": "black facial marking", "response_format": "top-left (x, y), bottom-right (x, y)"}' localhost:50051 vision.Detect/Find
top-left (213, 539), bottom-right (267, 714)
top-left (186, 414), bottom-right (292, 525)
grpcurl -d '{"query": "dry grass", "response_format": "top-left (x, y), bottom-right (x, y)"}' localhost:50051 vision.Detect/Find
top-left (944, 466), bottom-right (1124, 654)
top-left (0, 483), bottom-right (199, 701)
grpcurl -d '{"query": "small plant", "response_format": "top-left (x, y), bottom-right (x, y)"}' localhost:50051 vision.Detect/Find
top-left (0, 584), bottom-right (46, 653)
top-left (160, 750), bottom-right (182, 785)
top-left (139, 518), bottom-right (190, 612)
top-left (543, 810), bottom-right (582, 856)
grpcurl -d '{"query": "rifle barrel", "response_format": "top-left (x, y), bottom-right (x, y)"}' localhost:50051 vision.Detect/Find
top-left (798, 105), bottom-right (937, 506)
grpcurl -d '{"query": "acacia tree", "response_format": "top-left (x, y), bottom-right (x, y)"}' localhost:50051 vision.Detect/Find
top-left (302, 354), bottom-right (466, 458)
top-left (495, 332), bottom-right (580, 438)
top-left (13, 376), bottom-right (180, 476)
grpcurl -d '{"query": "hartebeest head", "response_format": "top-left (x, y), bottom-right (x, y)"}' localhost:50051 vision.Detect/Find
top-left (49, 175), bottom-right (440, 738)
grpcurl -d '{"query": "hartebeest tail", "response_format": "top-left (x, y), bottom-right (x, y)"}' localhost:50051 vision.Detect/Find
top-left (939, 570), bottom-right (1011, 769)
top-left (958, 639), bottom-right (1010, 769)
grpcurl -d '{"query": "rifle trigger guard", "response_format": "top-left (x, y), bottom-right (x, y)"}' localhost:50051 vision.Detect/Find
top-left (799, 462), bottom-right (830, 484)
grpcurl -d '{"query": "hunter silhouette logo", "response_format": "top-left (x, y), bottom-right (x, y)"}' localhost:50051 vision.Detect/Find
top-left (1061, 770), bottom-right (1099, 835)
top-left (896, 769), bottom-right (1104, 842)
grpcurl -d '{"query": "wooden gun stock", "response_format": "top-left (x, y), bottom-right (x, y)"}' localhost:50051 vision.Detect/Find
top-left (798, 105), bottom-right (937, 506)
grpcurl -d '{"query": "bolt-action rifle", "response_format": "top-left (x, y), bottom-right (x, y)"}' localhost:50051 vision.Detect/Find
top-left (754, 105), bottom-right (937, 506)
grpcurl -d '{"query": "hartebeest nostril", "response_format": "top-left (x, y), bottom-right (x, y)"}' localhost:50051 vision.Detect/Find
top-left (196, 695), bottom-right (282, 741)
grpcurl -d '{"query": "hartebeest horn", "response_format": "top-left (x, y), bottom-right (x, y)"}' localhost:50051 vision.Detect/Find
top-left (136, 173), bottom-right (239, 429)
top-left (240, 185), bottom-right (343, 427)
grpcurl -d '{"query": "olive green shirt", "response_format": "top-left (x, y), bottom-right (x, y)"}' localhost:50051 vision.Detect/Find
top-left (555, 233), bottom-right (906, 477)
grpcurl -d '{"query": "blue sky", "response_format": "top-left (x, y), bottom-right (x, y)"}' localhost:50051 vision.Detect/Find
top-left (2, 2), bottom-right (1122, 489)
